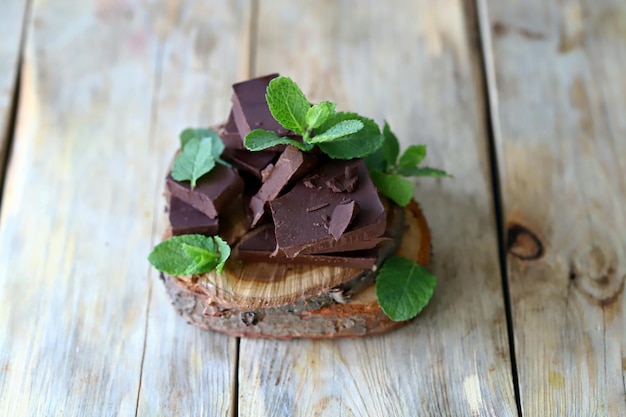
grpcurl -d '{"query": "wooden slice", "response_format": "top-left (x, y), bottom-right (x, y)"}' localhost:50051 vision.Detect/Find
top-left (161, 200), bottom-right (432, 339)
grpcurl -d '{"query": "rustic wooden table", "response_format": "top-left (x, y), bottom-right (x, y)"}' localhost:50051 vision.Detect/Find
top-left (1, 0), bottom-right (624, 416)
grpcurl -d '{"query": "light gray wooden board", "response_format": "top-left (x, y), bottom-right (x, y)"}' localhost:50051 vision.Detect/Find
top-left (238, 1), bottom-right (518, 415)
top-left (135, 0), bottom-right (252, 415)
top-left (0, 0), bottom-right (29, 186)
top-left (481, 0), bottom-right (626, 415)
top-left (0, 0), bottom-right (233, 415)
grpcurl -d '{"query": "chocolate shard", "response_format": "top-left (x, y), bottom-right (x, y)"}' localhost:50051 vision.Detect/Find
top-left (166, 164), bottom-right (244, 219)
top-left (270, 159), bottom-right (387, 257)
top-left (326, 164), bottom-right (359, 193)
top-left (232, 74), bottom-right (291, 138)
top-left (236, 226), bottom-right (379, 269)
top-left (222, 148), bottom-right (278, 179)
top-left (249, 145), bottom-right (319, 228)
top-left (169, 197), bottom-right (219, 236)
top-left (219, 111), bottom-right (244, 149)
top-left (328, 200), bottom-right (360, 240)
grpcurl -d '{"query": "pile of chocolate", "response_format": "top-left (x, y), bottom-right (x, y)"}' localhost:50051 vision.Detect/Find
top-left (166, 74), bottom-right (390, 269)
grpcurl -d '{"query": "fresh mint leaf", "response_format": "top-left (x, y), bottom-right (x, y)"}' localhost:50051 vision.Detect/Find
top-left (148, 234), bottom-right (231, 276)
top-left (306, 101), bottom-right (335, 129)
top-left (375, 256), bottom-right (437, 321)
top-left (308, 120), bottom-right (363, 144)
top-left (382, 121), bottom-right (400, 170)
top-left (398, 145), bottom-right (427, 168)
top-left (244, 129), bottom-right (313, 152)
top-left (266, 76), bottom-right (310, 134)
top-left (180, 128), bottom-right (225, 160)
top-left (397, 166), bottom-right (452, 178)
top-left (171, 137), bottom-right (216, 189)
top-left (316, 112), bottom-right (383, 159)
top-left (369, 170), bottom-right (414, 206)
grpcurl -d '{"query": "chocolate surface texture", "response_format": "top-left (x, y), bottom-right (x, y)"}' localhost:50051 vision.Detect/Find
top-left (166, 164), bottom-right (244, 219)
top-left (169, 197), bottom-right (219, 236)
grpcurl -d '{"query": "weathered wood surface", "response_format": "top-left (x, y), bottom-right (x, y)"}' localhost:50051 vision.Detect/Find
top-left (0, 0), bottom-right (242, 415)
top-left (483, 0), bottom-right (626, 415)
top-left (237, 0), bottom-right (517, 415)
top-left (0, 0), bottom-right (28, 186)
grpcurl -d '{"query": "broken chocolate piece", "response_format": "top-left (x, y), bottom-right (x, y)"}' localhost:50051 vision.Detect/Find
top-left (169, 197), bottom-right (219, 236)
top-left (270, 159), bottom-right (387, 257)
top-left (166, 164), bottom-right (244, 219)
top-left (236, 226), bottom-right (381, 269)
top-left (249, 145), bottom-right (319, 228)
top-left (232, 74), bottom-right (285, 138)
top-left (326, 164), bottom-right (359, 193)
top-left (328, 200), bottom-right (360, 240)
top-left (222, 148), bottom-right (278, 179)
top-left (219, 111), bottom-right (244, 149)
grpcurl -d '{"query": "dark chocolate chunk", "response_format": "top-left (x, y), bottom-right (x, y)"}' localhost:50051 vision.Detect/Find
top-left (326, 164), bottom-right (359, 193)
top-left (166, 164), bottom-right (244, 219)
top-left (169, 197), bottom-right (219, 236)
top-left (231, 74), bottom-right (284, 138)
top-left (222, 148), bottom-right (278, 179)
top-left (219, 111), bottom-right (244, 149)
top-left (328, 200), bottom-right (360, 240)
top-left (269, 159), bottom-right (387, 257)
top-left (236, 226), bottom-right (380, 269)
top-left (249, 145), bottom-right (319, 228)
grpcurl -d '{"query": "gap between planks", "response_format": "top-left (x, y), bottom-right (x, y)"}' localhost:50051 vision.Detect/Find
top-left (472, 0), bottom-right (523, 415)
top-left (0, 0), bottom-right (32, 214)
top-left (134, 38), bottom-right (165, 417)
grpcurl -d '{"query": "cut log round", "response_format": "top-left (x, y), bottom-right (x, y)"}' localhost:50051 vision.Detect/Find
top-left (161, 200), bottom-right (432, 339)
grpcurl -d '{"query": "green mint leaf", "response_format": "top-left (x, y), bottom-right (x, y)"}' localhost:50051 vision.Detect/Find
top-left (369, 170), bottom-right (414, 206)
top-left (148, 234), bottom-right (231, 276)
top-left (316, 112), bottom-right (383, 159)
top-left (381, 121), bottom-right (400, 169)
top-left (375, 256), bottom-right (437, 321)
top-left (364, 149), bottom-right (387, 172)
top-left (398, 145), bottom-right (427, 168)
top-left (244, 129), bottom-right (313, 152)
top-left (213, 235), bottom-right (231, 274)
top-left (397, 166), bottom-right (452, 178)
top-left (305, 101), bottom-right (336, 129)
top-left (180, 128), bottom-right (225, 160)
top-left (171, 137), bottom-right (216, 189)
top-left (308, 120), bottom-right (363, 144)
top-left (265, 76), bottom-right (310, 134)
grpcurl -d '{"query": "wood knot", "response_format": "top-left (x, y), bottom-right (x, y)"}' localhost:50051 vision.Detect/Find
top-left (507, 223), bottom-right (544, 260)
top-left (241, 311), bottom-right (260, 326)
top-left (569, 245), bottom-right (625, 306)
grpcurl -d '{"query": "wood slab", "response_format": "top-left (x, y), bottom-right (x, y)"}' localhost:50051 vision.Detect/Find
top-left (483, 0), bottom-right (626, 414)
top-left (0, 0), bottom-right (240, 415)
top-left (237, 0), bottom-right (518, 415)
top-left (162, 200), bottom-right (429, 338)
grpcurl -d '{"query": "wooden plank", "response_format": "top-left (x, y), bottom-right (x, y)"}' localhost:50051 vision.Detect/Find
top-left (238, 1), bottom-right (518, 415)
top-left (0, 0), bottom-right (232, 414)
top-left (0, 0), bottom-right (28, 187)
top-left (135, 0), bottom-right (252, 415)
top-left (481, 0), bottom-right (626, 414)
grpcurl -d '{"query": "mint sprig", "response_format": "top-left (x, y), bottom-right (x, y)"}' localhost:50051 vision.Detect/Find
top-left (244, 76), bottom-right (382, 159)
top-left (366, 121), bottom-right (451, 206)
top-left (172, 128), bottom-right (229, 189)
top-left (375, 256), bottom-right (437, 321)
top-left (148, 234), bottom-right (231, 276)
